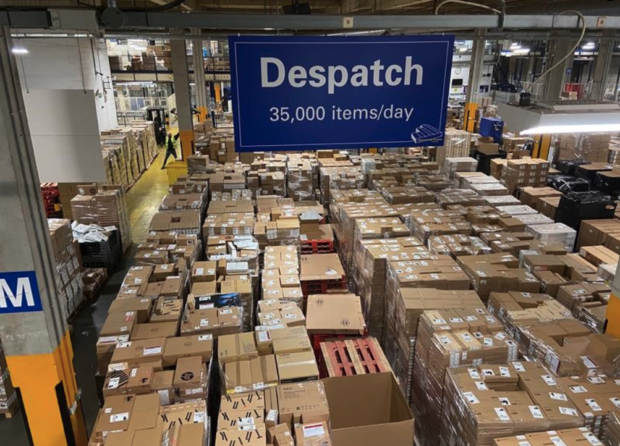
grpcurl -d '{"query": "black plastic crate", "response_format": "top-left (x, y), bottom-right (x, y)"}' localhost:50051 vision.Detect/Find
top-left (79, 230), bottom-right (121, 272)
top-left (471, 150), bottom-right (507, 175)
top-left (548, 175), bottom-right (591, 194)
top-left (556, 160), bottom-right (590, 176)
top-left (575, 163), bottom-right (614, 183)
top-left (556, 191), bottom-right (617, 230)
top-left (595, 171), bottom-right (620, 198)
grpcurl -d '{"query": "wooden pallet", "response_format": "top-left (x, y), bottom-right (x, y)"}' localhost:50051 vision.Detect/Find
top-left (320, 337), bottom-right (391, 378)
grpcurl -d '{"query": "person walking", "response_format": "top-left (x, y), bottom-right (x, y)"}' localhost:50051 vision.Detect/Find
top-left (162, 132), bottom-right (180, 169)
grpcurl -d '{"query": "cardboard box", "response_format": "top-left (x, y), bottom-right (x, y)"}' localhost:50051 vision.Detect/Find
top-left (162, 334), bottom-right (213, 367)
top-left (306, 294), bottom-right (365, 335)
top-left (130, 322), bottom-right (178, 341)
top-left (220, 391), bottom-right (266, 413)
top-left (300, 254), bottom-right (346, 282)
top-left (126, 366), bottom-right (154, 395)
top-left (295, 421), bottom-right (332, 446)
top-left (179, 308), bottom-right (218, 337)
top-left (276, 351), bottom-right (319, 383)
top-left (219, 333), bottom-right (259, 364)
top-left (173, 356), bottom-right (207, 391)
top-left (110, 337), bottom-right (166, 366)
top-left (109, 298), bottom-right (153, 324)
top-left (255, 326), bottom-right (308, 356)
top-left (93, 395), bottom-right (135, 441)
top-left (270, 328), bottom-right (312, 356)
top-left (224, 355), bottom-right (279, 392)
top-left (277, 381), bottom-right (330, 429)
top-left (101, 311), bottom-right (137, 337)
top-left (192, 261), bottom-right (217, 282)
top-left (97, 334), bottom-right (130, 375)
top-left (215, 427), bottom-right (266, 446)
top-left (323, 373), bottom-right (414, 446)
top-left (218, 408), bottom-right (265, 431)
top-left (152, 370), bottom-right (175, 406)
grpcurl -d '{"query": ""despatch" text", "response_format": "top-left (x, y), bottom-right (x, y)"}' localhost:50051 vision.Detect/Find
top-left (260, 57), bottom-right (424, 94)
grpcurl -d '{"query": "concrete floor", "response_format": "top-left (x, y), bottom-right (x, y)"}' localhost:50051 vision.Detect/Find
top-left (1, 148), bottom-right (169, 445)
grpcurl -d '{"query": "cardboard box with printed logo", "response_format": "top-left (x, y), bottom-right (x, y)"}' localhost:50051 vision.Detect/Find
top-left (130, 322), bottom-right (178, 341)
top-left (163, 334), bottom-right (213, 367)
top-left (277, 381), bottom-right (330, 429)
top-left (110, 337), bottom-right (166, 367)
top-left (174, 356), bottom-right (208, 401)
top-left (180, 308), bottom-right (218, 337)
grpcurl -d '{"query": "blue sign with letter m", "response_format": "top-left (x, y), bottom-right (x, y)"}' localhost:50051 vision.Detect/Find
top-left (0, 271), bottom-right (44, 314)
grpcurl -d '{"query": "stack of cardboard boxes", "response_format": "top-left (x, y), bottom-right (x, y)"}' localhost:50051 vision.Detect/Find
top-left (351, 237), bottom-right (425, 340)
top-left (90, 396), bottom-right (209, 445)
top-left (409, 307), bottom-right (518, 444)
top-left (441, 362), bottom-right (585, 445)
top-left (287, 156), bottom-right (318, 201)
top-left (48, 218), bottom-right (84, 320)
top-left (499, 159), bottom-right (550, 194)
top-left (436, 129), bottom-right (472, 168)
top-left (383, 289), bottom-right (484, 404)
top-left (71, 186), bottom-right (133, 253)
top-left (557, 134), bottom-right (612, 162)
top-left (515, 319), bottom-right (620, 377)
top-left (495, 428), bottom-right (607, 446)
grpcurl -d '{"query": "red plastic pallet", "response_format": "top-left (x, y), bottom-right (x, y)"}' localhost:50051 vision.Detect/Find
top-left (300, 239), bottom-right (335, 255)
top-left (300, 276), bottom-right (347, 299)
top-left (319, 338), bottom-right (391, 378)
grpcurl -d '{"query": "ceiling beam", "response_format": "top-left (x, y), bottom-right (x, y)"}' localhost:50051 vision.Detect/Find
top-left (3, 10), bottom-right (620, 31)
top-left (148, 0), bottom-right (194, 10)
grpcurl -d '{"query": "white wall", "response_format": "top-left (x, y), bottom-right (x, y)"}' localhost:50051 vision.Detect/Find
top-left (449, 58), bottom-right (494, 98)
top-left (23, 90), bottom-right (106, 183)
top-left (15, 38), bottom-right (117, 132)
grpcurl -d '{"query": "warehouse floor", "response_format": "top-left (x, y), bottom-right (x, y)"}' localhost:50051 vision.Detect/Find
top-left (1, 148), bottom-right (170, 445)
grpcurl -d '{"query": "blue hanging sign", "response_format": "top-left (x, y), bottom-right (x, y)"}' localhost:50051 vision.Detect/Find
top-left (229, 35), bottom-right (455, 152)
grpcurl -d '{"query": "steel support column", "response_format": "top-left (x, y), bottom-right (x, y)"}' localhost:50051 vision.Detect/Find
top-left (171, 36), bottom-right (194, 163)
top-left (0, 26), bottom-right (87, 446)
top-left (589, 34), bottom-right (615, 101)
top-left (191, 28), bottom-right (208, 122)
top-left (464, 30), bottom-right (485, 132)
top-left (542, 35), bottom-right (577, 103)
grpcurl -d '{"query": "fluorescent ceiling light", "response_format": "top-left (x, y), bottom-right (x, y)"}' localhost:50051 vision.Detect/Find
top-left (512, 48), bottom-right (530, 54)
top-left (12, 47), bottom-right (28, 54)
top-left (582, 42), bottom-right (595, 48)
top-left (458, 47), bottom-right (468, 52)
top-left (521, 124), bottom-right (620, 135)
top-left (510, 43), bottom-right (521, 49)
top-left (498, 101), bottom-right (620, 136)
